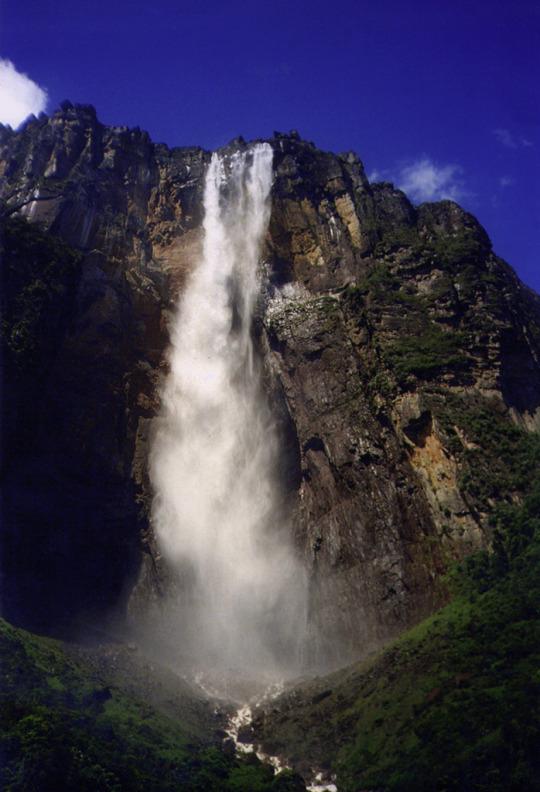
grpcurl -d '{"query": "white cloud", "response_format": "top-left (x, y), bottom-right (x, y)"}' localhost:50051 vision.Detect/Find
top-left (368, 168), bottom-right (383, 182)
top-left (493, 128), bottom-right (516, 149)
top-left (493, 128), bottom-right (534, 149)
top-left (499, 176), bottom-right (515, 188)
top-left (0, 59), bottom-right (48, 128)
top-left (397, 158), bottom-right (465, 203)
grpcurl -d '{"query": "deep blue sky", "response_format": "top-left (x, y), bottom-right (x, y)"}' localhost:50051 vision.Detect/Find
top-left (1, 0), bottom-right (539, 290)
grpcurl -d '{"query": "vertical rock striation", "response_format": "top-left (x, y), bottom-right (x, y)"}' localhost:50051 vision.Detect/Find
top-left (0, 104), bottom-right (208, 633)
top-left (1, 106), bottom-right (539, 662)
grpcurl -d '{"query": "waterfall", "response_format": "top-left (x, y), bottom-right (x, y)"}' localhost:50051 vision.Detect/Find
top-left (149, 144), bottom-right (306, 681)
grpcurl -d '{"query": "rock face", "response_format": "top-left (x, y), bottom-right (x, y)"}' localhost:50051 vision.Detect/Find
top-left (0, 104), bottom-right (208, 634)
top-left (1, 105), bottom-right (539, 661)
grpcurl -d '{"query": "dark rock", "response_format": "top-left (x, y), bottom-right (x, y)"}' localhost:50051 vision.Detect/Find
top-left (237, 723), bottom-right (255, 743)
top-left (1, 104), bottom-right (539, 665)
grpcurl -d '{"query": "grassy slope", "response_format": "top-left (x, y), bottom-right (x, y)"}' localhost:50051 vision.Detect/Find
top-left (253, 487), bottom-right (540, 792)
top-left (0, 620), bottom-right (305, 791)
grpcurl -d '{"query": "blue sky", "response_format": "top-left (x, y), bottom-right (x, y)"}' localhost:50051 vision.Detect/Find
top-left (1, 0), bottom-right (538, 290)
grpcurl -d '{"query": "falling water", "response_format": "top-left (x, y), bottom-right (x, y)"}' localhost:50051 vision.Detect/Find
top-left (150, 144), bottom-right (307, 682)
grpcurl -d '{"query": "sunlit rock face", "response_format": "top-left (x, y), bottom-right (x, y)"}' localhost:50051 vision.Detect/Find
top-left (1, 105), bottom-right (540, 666)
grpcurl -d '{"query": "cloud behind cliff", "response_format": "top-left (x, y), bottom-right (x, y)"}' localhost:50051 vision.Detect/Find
top-left (397, 159), bottom-right (465, 203)
top-left (0, 59), bottom-right (48, 128)
top-left (370, 158), bottom-right (467, 204)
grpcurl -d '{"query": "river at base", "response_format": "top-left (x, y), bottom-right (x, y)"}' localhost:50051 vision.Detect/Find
top-left (193, 670), bottom-right (338, 792)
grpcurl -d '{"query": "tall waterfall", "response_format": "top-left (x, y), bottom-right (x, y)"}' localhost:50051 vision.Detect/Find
top-left (150, 144), bottom-right (306, 680)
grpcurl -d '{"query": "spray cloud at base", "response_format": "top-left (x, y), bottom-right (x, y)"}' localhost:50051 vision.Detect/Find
top-left (148, 143), bottom-right (308, 684)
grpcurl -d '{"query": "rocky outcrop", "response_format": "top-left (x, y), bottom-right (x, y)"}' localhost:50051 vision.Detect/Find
top-left (1, 105), bottom-right (539, 662)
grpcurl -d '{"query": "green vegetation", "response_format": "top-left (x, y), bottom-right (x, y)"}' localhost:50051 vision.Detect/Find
top-left (0, 215), bottom-right (81, 371)
top-left (433, 392), bottom-right (540, 509)
top-left (254, 487), bottom-right (540, 792)
top-left (453, 483), bottom-right (540, 595)
top-left (344, 264), bottom-right (426, 319)
top-left (431, 229), bottom-right (486, 268)
top-left (373, 225), bottom-right (425, 257)
top-left (384, 324), bottom-right (469, 382)
top-left (336, 486), bottom-right (540, 792)
top-left (0, 214), bottom-right (84, 458)
top-left (375, 223), bottom-right (487, 271)
top-left (343, 242), bottom-right (484, 390)
top-left (351, 263), bottom-right (399, 294)
top-left (0, 620), bottom-right (303, 791)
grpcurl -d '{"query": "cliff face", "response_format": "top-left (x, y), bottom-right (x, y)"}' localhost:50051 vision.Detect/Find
top-left (0, 103), bottom-right (208, 633)
top-left (1, 105), bottom-right (539, 660)
top-left (262, 136), bottom-right (540, 660)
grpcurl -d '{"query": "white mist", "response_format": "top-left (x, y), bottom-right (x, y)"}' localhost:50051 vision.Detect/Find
top-left (150, 144), bottom-right (306, 682)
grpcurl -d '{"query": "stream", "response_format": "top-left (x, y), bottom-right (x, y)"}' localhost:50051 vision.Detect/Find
top-left (222, 683), bottom-right (338, 792)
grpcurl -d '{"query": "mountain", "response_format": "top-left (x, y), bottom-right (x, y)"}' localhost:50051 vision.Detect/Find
top-left (1, 103), bottom-right (539, 790)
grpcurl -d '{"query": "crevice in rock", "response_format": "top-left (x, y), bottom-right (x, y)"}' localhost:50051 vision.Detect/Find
top-left (402, 410), bottom-right (433, 448)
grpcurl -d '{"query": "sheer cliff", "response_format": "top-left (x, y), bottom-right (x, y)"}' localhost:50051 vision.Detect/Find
top-left (1, 104), bottom-right (539, 666)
